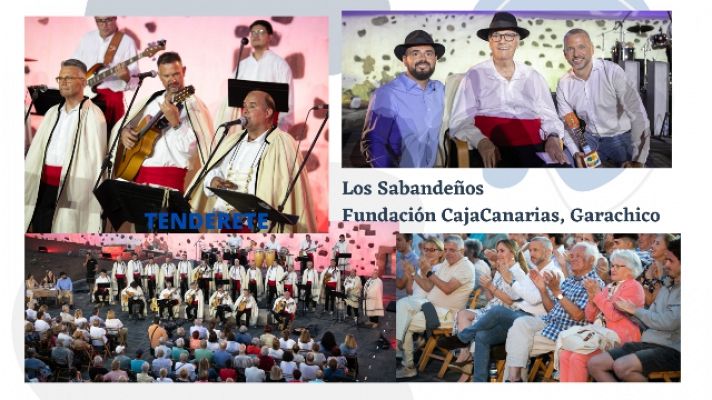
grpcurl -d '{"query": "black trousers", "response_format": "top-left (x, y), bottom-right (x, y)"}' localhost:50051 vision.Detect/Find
top-left (266, 285), bottom-right (278, 306)
top-left (30, 181), bottom-right (58, 232)
top-left (248, 281), bottom-right (258, 298)
top-left (303, 283), bottom-right (314, 309)
top-left (215, 304), bottom-right (231, 322)
top-left (347, 305), bottom-right (357, 317)
top-left (234, 308), bottom-right (252, 326)
top-left (179, 277), bottom-right (188, 298)
top-left (324, 286), bottom-right (336, 312)
top-left (186, 302), bottom-right (199, 320)
top-left (128, 298), bottom-right (144, 316)
top-left (147, 278), bottom-right (156, 299)
top-left (116, 277), bottom-right (127, 302)
top-left (199, 279), bottom-right (210, 302)
top-left (158, 299), bottom-right (177, 318)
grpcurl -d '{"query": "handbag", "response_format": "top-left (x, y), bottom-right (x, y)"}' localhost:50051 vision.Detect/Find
top-left (558, 324), bottom-right (620, 355)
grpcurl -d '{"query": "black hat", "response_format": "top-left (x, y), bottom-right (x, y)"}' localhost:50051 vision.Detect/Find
top-left (477, 12), bottom-right (530, 41)
top-left (393, 30), bottom-right (446, 60)
top-left (249, 19), bottom-right (273, 35)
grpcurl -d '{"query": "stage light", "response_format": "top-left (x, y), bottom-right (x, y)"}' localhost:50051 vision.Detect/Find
top-left (38, 246), bottom-right (48, 253)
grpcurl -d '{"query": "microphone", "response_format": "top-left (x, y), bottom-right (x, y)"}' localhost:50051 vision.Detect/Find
top-left (312, 104), bottom-right (329, 110)
top-left (241, 37), bottom-right (249, 45)
top-left (217, 116), bottom-right (248, 129)
top-left (132, 70), bottom-right (157, 80)
top-left (562, 112), bottom-right (601, 169)
top-left (28, 84), bottom-right (48, 93)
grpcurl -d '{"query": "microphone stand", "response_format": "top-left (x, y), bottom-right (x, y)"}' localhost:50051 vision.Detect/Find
top-left (25, 89), bottom-right (40, 122)
top-left (92, 76), bottom-right (147, 233)
top-left (234, 38), bottom-right (248, 80)
top-left (269, 108), bottom-right (329, 233)
top-left (93, 76), bottom-right (147, 192)
top-left (183, 125), bottom-right (238, 203)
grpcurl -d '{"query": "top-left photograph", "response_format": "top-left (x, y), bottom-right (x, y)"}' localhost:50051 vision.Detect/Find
top-left (24, 16), bottom-right (329, 234)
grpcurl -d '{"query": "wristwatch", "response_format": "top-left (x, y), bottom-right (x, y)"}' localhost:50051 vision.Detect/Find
top-left (556, 293), bottom-right (564, 301)
top-left (426, 271), bottom-right (434, 278)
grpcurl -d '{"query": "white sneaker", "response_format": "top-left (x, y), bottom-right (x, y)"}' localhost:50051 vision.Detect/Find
top-left (396, 366), bottom-right (417, 379)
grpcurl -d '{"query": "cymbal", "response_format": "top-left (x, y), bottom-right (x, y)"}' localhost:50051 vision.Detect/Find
top-left (627, 24), bottom-right (654, 34)
top-left (25, 57), bottom-right (37, 62)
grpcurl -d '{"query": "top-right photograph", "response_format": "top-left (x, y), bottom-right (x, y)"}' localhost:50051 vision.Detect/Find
top-left (341, 11), bottom-right (672, 168)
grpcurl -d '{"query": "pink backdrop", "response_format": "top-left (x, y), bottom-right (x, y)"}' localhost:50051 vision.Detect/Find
top-left (27, 222), bottom-right (397, 277)
top-left (24, 16), bottom-right (329, 231)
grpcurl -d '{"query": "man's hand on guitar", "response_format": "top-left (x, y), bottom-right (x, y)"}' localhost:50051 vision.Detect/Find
top-left (121, 127), bottom-right (139, 149)
top-left (211, 177), bottom-right (238, 190)
top-left (116, 64), bottom-right (130, 83)
top-left (160, 96), bottom-right (181, 129)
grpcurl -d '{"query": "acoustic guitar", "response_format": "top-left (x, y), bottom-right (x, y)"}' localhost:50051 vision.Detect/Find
top-left (84, 40), bottom-right (166, 98)
top-left (115, 85), bottom-right (195, 181)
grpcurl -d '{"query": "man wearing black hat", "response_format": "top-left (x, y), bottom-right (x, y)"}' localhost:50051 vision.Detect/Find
top-left (361, 30), bottom-right (445, 168)
top-left (449, 12), bottom-right (576, 168)
top-left (216, 19), bottom-right (295, 131)
top-left (188, 88), bottom-right (316, 233)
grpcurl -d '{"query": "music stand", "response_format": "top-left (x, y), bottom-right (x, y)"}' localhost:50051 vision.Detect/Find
top-left (296, 283), bottom-right (309, 316)
top-left (207, 187), bottom-right (298, 229)
top-left (28, 88), bottom-right (62, 115)
top-left (94, 179), bottom-right (197, 233)
top-left (333, 291), bottom-right (347, 322)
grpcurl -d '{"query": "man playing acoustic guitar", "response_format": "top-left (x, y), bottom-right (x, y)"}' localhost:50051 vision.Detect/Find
top-left (112, 51), bottom-right (213, 196)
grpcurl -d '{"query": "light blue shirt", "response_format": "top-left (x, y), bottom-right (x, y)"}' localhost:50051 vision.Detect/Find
top-left (56, 277), bottom-right (73, 291)
top-left (362, 73), bottom-right (444, 167)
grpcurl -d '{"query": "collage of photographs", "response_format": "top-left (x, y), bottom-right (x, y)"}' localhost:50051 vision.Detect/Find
top-left (21, 8), bottom-right (680, 387)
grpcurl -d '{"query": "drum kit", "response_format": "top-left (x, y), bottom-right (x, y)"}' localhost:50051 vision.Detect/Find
top-left (603, 19), bottom-right (672, 104)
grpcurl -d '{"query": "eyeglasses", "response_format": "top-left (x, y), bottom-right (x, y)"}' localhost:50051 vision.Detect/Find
top-left (55, 76), bottom-right (83, 83)
top-left (490, 32), bottom-right (519, 42)
top-left (610, 264), bottom-right (627, 269)
top-left (250, 29), bottom-right (268, 37)
top-left (422, 247), bottom-right (441, 253)
top-left (444, 248), bottom-right (462, 254)
top-left (95, 17), bottom-right (117, 24)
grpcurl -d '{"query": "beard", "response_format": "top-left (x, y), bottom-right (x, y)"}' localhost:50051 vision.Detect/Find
top-left (409, 61), bottom-right (435, 80)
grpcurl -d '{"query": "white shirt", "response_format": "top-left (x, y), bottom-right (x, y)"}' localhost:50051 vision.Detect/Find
top-left (203, 130), bottom-right (269, 210)
top-left (300, 239), bottom-right (314, 251)
top-left (279, 337), bottom-right (296, 350)
top-left (161, 262), bottom-right (176, 277)
top-left (247, 268), bottom-right (259, 281)
top-left (265, 240), bottom-right (281, 251)
top-left (72, 30), bottom-right (140, 92)
top-left (236, 50), bottom-right (294, 130)
top-left (44, 103), bottom-right (80, 167)
top-left (302, 268), bottom-right (316, 284)
top-left (140, 94), bottom-right (197, 168)
top-left (227, 236), bottom-right (242, 249)
top-left (245, 366), bottom-right (266, 382)
top-left (509, 260), bottom-right (565, 317)
top-left (334, 240), bottom-right (348, 254)
top-left (113, 261), bottom-right (127, 275)
top-left (34, 319), bottom-right (50, 333)
top-left (266, 266), bottom-right (279, 281)
top-left (178, 260), bottom-right (192, 274)
top-left (127, 260), bottom-right (141, 275)
top-left (449, 59), bottom-right (576, 155)
top-left (229, 265), bottom-right (244, 280)
top-left (144, 263), bottom-right (159, 277)
top-left (556, 58), bottom-right (650, 163)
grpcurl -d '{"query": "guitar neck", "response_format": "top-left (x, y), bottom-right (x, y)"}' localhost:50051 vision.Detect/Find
top-left (87, 54), bottom-right (141, 87)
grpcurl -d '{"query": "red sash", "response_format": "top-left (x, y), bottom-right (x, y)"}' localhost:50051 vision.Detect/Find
top-left (115, 274), bottom-right (126, 279)
top-left (214, 273), bottom-right (223, 280)
top-left (326, 281), bottom-right (337, 289)
top-left (134, 166), bottom-right (187, 192)
top-left (268, 280), bottom-right (277, 287)
top-left (475, 115), bottom-right (542, 147)
top-left (231, 279), bottom-right (241, 292)
top-left (284, 284), bottom-right (293, 294)
top-left (41, 165), bottom-right (62, 187)
top-left (180, 273), bottom-right (187, 279)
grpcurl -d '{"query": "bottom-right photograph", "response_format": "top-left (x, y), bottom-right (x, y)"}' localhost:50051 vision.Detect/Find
top-left (395, 233), bottom-right (681, 383)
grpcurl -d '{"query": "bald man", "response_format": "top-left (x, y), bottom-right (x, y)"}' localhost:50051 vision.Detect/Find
top-left (187, 90), bottom-right (316, 232)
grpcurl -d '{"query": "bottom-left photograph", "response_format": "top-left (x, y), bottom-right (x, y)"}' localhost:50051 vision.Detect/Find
top-left (23, 226), bottom-right (397, 383)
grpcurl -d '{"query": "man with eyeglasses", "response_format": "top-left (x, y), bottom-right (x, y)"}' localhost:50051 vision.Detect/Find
top-left (186, 86), bottom-right (317, 233)
top-left (25, 58), bottom-right (107, 232)
top-left (361, 30), bottom-right (445, 168)
top-left (113, 51), bottom-right (213, 199)
top-left (557, 28), bottom-right (650, 168)
top-left (449, 12), bottom-right (576, 168)
top-left (396, 235), bottom-right (473, 379)
top-left (72, 16), bottom-right (140, 132)
top-left (216, 19), bottom-right (295, 132)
